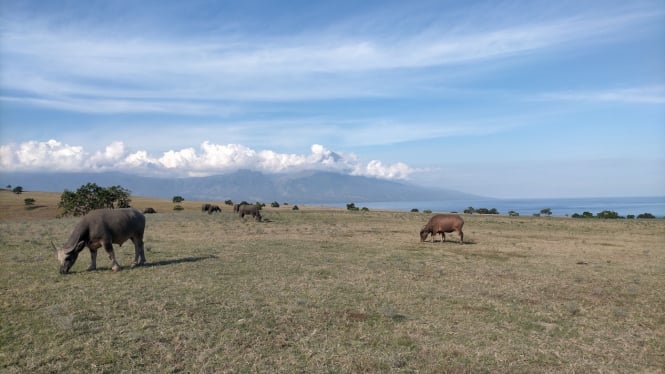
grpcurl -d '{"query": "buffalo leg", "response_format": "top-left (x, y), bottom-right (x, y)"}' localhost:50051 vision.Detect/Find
top-left (131, 237), bottom-right (146, 268)
top-left (88, 249), bottom-right (98, 271)
top-left (103, 242), bottom-right (121, 271)
top-left (459, 230), bottom-right (464, 244)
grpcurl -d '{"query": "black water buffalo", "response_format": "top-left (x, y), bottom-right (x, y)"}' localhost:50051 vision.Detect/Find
top-left (233, 203), bottom-right (247, 213)
top-left (52, 208), bottom-right (147, 274)
top-left (238, 204), bottom-right (262, 221)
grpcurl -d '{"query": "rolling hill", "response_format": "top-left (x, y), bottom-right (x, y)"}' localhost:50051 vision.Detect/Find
top-left (0, 170), bottom-right (480, 204)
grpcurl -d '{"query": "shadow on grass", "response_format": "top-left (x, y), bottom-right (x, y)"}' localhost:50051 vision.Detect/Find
top-left (144, 255), bottom-right (218, 267)
top-left (427, 239), bottom-right (476, 245)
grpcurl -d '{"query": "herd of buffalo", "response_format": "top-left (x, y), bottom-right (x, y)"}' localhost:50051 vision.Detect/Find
top-left (52, 203), bottom-right (464, 274)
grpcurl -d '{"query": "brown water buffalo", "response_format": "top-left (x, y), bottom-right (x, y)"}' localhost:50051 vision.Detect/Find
top-left (208, 205), bottom-right (221, 214)
top-left (233, 203), bottom-right (247, 213)
top-left (52, 208), bottom-right (147, 274)
top-left (420, 214), bottom-right (464, 244)
top-left (238, 204), bottom-right (262, 221)
top-left (143, 207), bottom-right (157, 214)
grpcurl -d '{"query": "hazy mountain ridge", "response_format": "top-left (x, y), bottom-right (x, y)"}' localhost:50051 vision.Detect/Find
top-left (1, 170), bottom-right (480, 204)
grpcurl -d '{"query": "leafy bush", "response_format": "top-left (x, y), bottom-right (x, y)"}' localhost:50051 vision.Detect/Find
top-left (410, 208), bottom-right (419, 213)
top-left (540, 208), bottom-right (552, 216)
top-left (271, 201), bottom-right (280, 208)
top-left (346, 203), bottom-right (359, 211)
top-left (292, 205), bottom-right (299, 210)
top-left (24, 198), bottom-right (36, 206)
top-left (572, 211), bottom-right (596, 218)
top-left (637, 213), bottom-right (656, 219)
top-left (597, 210), bottom-right (621, 219)
top-left (58, 183), bottom-right (131, 216)
top-left (172, 196), bottom-right (185, 204)
top-left (508, 211), bottom-right (519, 217)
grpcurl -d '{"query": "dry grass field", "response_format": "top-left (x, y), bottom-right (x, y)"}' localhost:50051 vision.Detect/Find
top-left (1, 190), bottom-right (664, 372)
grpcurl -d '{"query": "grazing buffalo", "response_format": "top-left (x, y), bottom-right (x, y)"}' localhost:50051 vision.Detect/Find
top-left (208, 205), bottom-right (221, 214)
top-left (420, 214), bottom-right (464, 244)
top-left (233, 203), bottom-right (247, 213)
top-left (143, 207), bottom-right (157, 214)
top-left (52, 208), bottom-right (147, 274)
top-left (238, 204), bottom-right (262, 221)
top-left (202, 203), bottom-right (212, 212)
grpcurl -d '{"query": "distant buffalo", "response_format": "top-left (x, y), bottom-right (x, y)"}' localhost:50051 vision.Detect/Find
top-left (233, 203), bottom-right (248, 213)
top-left (202, 203), bottom-right (212, 212)
top-left (238, 204), bottom-right (262, 221)
top-left (143, 207), bottom-right (157, 214)
top-left (208, 205), bottom-right (221, 214)
top-left (420, 214), bottom-right (464, 244)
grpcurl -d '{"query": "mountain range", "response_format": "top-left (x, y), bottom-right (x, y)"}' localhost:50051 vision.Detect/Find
top-left (0, 170), bottom-right (480, 204)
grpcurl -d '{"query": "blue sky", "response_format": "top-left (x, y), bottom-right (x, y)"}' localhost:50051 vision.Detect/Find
top-left (1, 0), bottom-right (664, 198)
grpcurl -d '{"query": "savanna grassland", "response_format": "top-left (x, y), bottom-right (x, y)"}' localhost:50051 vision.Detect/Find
top-left (1, 190), bottom-right (664, 373)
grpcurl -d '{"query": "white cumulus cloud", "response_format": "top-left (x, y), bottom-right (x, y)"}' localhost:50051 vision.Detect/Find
top-left (0, 139), bottom-right (413, 180)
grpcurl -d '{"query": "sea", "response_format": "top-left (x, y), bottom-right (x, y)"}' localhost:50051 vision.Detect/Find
top-left (320, 196), bottom-right (665, 218)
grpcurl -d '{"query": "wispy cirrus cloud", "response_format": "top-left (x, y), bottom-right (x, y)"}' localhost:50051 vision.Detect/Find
top-left (1, 3), bottom-right (661, 113)
top-left (538, 86), bottom-right (665, 104)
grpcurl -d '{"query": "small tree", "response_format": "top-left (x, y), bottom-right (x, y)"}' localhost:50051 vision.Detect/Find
top-left (224, 200), bottom-right (234, 206)
top-left (637, 213), bottom-right (655, 219)
top-left (464, 207), bottom-right (475, 214)
top-left (346, 203), bottom-right (359, 211)
top-left (172, 196), bottom-right (185, 204)
top-left (12, 186), bottom-right (23, 197)
top-left (24, 198), bottom-right (36, 206)
top-left (597, 210), bottom-right (620, 219)
top-left (540, 208), bottom-right (552, 217)
top-left (292, 205), bottom-right (299, 211)
top-left (271, 201), bottom-right (280, 208)
top-left (58, 183), bottom-right (131, 216)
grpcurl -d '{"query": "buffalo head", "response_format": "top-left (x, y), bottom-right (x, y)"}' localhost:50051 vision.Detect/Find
top-left (52, 241), bottom-right (86, 274)
top-left (419, 228), bottom-right (429, 242)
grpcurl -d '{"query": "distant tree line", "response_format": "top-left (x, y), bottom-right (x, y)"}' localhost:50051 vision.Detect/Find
top-left (59, 183), bottom-right (131, 216)
top-left (572, 210), bottom-right (656, 219)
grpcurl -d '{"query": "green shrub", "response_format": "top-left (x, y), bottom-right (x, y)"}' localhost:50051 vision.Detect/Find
top-left (58, 183), bottom-right (131, 216)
